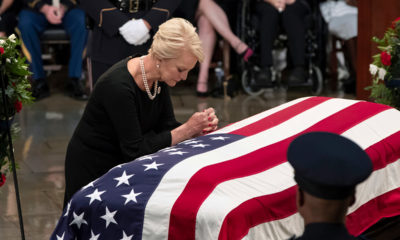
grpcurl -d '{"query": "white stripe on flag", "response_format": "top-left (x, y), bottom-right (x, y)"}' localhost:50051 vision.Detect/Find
top-left (242, 213), bottom-right (304, 240)
top-left (349, 159), bottom-right (400, 214)
top-left (341, 108), bottom-right (400, 149)
top-left (142, 98), bottom-right (357, 239)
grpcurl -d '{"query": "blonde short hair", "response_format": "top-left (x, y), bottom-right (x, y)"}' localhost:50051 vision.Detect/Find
top-left (149, 18), bottom-right (204, 62)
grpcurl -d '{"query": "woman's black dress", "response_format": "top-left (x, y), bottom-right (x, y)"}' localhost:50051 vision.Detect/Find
top-left (64, 57), bottom-right (180, 206)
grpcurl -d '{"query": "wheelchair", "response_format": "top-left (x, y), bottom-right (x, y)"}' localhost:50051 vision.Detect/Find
top-left (237, 0), bottom-right (323, 96)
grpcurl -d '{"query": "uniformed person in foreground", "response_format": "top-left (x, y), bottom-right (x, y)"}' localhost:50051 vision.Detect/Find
top-left (287, 132), bottom-right (372, 240)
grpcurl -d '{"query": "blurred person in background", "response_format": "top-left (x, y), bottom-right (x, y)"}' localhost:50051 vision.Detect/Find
top-left (81, 0), bottom-right (182, 86)
top-left (194, 0), bottom-right (253, 96)
top-left (17, 0), bottom-right (88, 100)
top-left (255, 0), bottom-right (309, 88)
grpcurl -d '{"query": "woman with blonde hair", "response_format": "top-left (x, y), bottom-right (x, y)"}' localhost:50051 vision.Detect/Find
top-left (63, 18), bottom-right (219, 206)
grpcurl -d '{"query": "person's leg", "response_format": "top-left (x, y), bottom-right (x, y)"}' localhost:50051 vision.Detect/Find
top-left (282, 0), bottom-right (308, 83)
top-left (62, 9), bottom-right (88, 79)
top-left (254, 2), bottom-right (279, 87)
top-left (256, 2), bottom-right (279, 68)
top-left (342, 36), bottom-right (357, 93)
top-left (62, 8), bottom-right (89, 99)
top-left (198, 0), bottom-right (250, 57)
top-left (17, 9), bottom-right (50, 99)
top-left (196, 14), bottom-right (216, 96)
top-left (17, 10), bottom-right (48, 81)
top-left (0, 19), bottom-right (6, 37)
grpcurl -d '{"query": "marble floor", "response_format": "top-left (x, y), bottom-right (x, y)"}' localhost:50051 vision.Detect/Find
top-left (0, 73), bottom-right (396, 239)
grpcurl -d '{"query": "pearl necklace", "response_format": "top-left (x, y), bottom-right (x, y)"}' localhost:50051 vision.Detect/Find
top-left (139, 56), bottom-right (161, 100)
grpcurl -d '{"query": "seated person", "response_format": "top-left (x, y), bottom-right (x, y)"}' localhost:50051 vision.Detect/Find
top-left (320, 0), bottom-right (358, 93)
top-left (287, 132), bottom-right (372, 240)
top-left (63, 18), bottom-right (219, 207)
top-left (195, 0), bottom-right (253, 96)
top-left (17, 0), bottom-right (88, 100)
top-left (255, 0), bottom-right (309, 87)
top-left (0, 0), bottom-right (21, 37)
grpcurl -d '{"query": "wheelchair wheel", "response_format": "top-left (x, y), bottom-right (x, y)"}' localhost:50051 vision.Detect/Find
top-left (310, 65), bottom-right (323, 95)
top-left (241, 69), bottom-right (265, 96)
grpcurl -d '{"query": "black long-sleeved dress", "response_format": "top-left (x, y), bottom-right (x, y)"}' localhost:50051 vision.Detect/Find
top-left (64, 57), bottom-right (180, 206)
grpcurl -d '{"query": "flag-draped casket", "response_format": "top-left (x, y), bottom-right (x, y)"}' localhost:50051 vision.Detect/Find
top-left (51, 97), bottom-right (400, 240)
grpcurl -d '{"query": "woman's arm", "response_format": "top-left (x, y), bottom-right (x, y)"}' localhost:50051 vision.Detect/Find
top-left (98, 78), bottom-right (173, 161)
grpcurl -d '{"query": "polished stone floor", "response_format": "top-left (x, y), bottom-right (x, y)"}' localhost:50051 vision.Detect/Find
top-left (0, 72), bottom-right (378, 239)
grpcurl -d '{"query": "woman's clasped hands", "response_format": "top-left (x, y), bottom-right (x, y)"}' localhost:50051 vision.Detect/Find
top-left (186, 107), bottom-right (219, 137)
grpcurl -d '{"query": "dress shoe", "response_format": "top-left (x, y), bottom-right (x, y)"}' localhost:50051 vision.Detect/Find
top-left (32, 79), bottom-right (50, 101)
top-left (342, 76), bottom-right (356, 94)
top-left (253, 67), bottom-right (273, 88)
top-left (288, 67), bottom-right (307, 84)
top-left (69, 78), bottom-right (88, 101)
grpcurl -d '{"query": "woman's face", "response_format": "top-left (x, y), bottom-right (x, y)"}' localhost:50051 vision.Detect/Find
top-left (159, 49), bottom-right (198, 87)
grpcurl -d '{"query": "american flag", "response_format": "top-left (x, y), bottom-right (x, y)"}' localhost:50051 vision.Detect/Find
top-left (51, 96), bottom-right (400, 240)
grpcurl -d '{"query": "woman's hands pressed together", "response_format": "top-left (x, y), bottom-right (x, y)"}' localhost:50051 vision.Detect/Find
top-left (171, 108), bottom-right (219, 146)
top-left (201, 108), bottom-right (218, 135)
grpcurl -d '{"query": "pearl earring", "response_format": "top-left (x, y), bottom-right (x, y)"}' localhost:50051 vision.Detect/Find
top-left (157, 64), bottom-right (160, 68)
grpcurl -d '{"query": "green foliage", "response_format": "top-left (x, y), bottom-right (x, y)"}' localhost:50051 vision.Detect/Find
top-left (0, 34), bottom-right (33, 180)
top-left (367, 19), bottom-right (400, 109)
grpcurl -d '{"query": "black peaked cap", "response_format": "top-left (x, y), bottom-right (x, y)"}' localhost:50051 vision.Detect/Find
top-left (287, 132), bottom-right (373, 200)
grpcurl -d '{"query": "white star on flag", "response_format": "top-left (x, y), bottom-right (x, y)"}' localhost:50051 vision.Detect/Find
top-left (122, 189), bottom-right (142, 204)
top-left (63, 202), bottom-right (71, 217)
top-left (161, 147), bottom-right (182, 152)
top-left (89, 230), bottom-right (100, 240)
top-left (81, 181), bottom-right (94, 191)
top-left (69, 212), bottom-right (88, 229)
top-left (56, 232), bottom-right (64, 240)
top-left (137, 155), bottom-right (158, 161)
top-left (191, 144), bottom-right (210, 148)
top-left (143, 161), bottom-right (164, 171)
top-left (114, 171), bottom-right (134, 187)
top-left (120, 230), bottom-right (134, 240)
top-left (100, 207), bottom-right (118, 228)
top-left (182, 140), bottom-right (202, 145)
top-left (86, 188), bottom-right (106, 205)
top-left (210, 136), bottom-right (230, 141)
top-left (168, 151), bottom-right (188, 156)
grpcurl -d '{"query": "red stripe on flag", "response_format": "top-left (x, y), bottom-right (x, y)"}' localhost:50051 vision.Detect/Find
top-left (168, 102), bottom-right (391, 240)
top-left (346, 187), bottom-right (400, 235)
top-left (366, 131), bottom-right (400, 171)
top-left (229, 97), bottom-right (330, 136)
top-left (218, 187), bottom-right (297, 240)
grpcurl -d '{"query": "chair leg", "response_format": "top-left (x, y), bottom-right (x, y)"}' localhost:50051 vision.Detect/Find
top-left (86, 57), bottom-right (93, 92)
top-left (222, 39), bottom-right (231, 98)
top-left (330, 36), bottom-right (340, 91)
